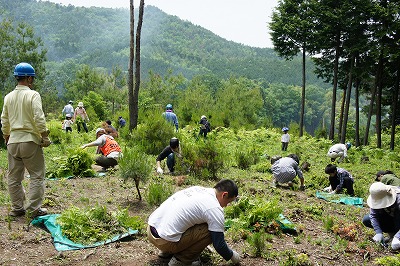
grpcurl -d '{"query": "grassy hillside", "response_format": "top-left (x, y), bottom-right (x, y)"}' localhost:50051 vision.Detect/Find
top-left (0, 122), bottom-right (399, 265)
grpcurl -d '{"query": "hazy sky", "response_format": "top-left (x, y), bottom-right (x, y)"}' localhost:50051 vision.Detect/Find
top-left (44, 0), bottom-right (278, 48)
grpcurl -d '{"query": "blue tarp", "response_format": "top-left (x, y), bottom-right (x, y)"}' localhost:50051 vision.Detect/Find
top-left (31, 214), bottom-right (138, 251)
top-left (316, 191), bottom-right (364, 207)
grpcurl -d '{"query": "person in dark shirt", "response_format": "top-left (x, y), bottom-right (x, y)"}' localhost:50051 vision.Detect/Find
top-left (156, 137), bottom-right (181, 174)
top-left (324, 164), bottom-right (354, 196)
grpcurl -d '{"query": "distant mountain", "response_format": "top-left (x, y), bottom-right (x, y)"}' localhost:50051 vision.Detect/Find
top-left (0, 0), bottom-right (328, 87)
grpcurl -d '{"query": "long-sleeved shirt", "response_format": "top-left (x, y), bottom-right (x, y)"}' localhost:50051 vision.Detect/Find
top-left (329, 168), bottom-right (353, 192)
top-left (370, 193), bottom-right (400, 239)
top-left (271, 157), bottom-right (303, 183)
top-left (1, 85), bottom-right (47, 145)
top-left (73, 107), bottom-right (89, 121)
top-left (162, 110), bottom-right (178, 130)
top-left (327, 144), bottom-right (347, 160)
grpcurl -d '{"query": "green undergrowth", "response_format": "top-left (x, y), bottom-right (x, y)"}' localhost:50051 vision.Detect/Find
top-left (56, 205), bottom-right (145, 245)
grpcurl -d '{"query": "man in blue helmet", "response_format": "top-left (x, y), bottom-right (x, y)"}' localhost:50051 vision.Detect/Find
top-left (1, 62), bottom-right (51, 218)
top-left (327, 142), bottom-right (351, 163)
top-left (162, 104), bottom-right (179, 131)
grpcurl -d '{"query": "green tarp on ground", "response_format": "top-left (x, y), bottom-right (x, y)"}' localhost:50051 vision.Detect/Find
top-left (31, 214), bottom-right (138, 251)
top-left (316, 191), bottom-right (364, 207)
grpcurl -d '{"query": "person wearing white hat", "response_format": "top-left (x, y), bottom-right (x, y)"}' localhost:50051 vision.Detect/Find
top-left (73, 101), bottom-right (89, 133)
top-left (362, 182), bottom-right (400, 250)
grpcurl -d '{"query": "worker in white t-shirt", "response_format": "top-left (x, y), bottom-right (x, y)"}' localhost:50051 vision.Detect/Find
top-left (147, 179), bottom-right (240, 266)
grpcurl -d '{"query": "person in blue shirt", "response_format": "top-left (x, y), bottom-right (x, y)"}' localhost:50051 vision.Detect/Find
top-left (162, 104), bottom-right (179, 131)
top-left (118, 116), bottom-right (126, 128)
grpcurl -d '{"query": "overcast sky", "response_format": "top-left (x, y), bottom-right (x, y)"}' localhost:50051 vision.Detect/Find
top-left (44, 0), bottom-right (278, 48)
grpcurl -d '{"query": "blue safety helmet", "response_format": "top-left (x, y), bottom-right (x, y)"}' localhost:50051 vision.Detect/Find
top-left (13, 62), bottom-right (35, 77)
top-left (166, 104), bottom-right (173, 110)
top-left (282, 127), bottom-right (289, 132)
top-left (346, 142), bottom-right (351, 149)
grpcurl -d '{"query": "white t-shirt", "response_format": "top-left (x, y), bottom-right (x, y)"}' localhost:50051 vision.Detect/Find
top-left (148, 186), bottom-right (224, 242)
top-left (281, 133), bottom-right (290, 143)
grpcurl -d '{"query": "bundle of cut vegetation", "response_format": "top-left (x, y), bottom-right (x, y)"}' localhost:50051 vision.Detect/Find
top-left (56, 205), bottom-right (145, 245)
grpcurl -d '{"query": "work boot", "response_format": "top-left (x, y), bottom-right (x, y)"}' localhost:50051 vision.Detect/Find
top-left (29, 208), bottom-right (48, 218)
top-left (158, 250), bottom-right (173, 260)
top-left (9, 209), bottom-right (26, 217)
top-left (168, 256), bottom-right (202, 266)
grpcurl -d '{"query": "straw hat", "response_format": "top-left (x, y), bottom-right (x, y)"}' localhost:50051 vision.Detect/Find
top-left (367, 182), bottom-right (397, 209)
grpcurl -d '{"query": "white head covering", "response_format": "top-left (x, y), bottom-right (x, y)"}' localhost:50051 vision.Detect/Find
top-left (367, 182), bottom-right (397, 209)
top-left (78, 102), bottom-right (84, 107)
top-left (96, 128), bottom-right (106, 135)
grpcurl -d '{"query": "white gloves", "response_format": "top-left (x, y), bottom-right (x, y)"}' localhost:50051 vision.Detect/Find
top-left (323, 186), bottom-right (332, 192)
top-left (156, 167), bottom-right (163, 175)
top-left (231, 250), bottom-right (240, 264)
top-left (373, 233), bottom-right (384, 243)
top-left (41, 137), bottom-right (51, 147)
top-left (329, 190), bottom-right (336, 194)
top-left (391, 236), bottom-right (400, 250)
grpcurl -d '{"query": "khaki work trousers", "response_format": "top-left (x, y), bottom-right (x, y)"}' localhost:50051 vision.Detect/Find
top-left (147, 223), bottom-right (212, 264)
top-left (7, 142), bottom-right (45, 212)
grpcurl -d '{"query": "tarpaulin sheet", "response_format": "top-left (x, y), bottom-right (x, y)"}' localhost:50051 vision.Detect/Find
top-left (316, 191), bottom-right (363, 207)
top-left (31, 214), bottom-right (138, 251)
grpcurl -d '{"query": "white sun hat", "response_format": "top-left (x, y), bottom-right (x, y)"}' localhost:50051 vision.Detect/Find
top-left (367, 182), bottom-right (398, 209)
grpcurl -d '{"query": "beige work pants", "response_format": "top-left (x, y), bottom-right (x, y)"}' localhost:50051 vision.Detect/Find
top-left (7, 142), bottom-right (45, 212)
top-left (147, 223), bottom-right (212, 264)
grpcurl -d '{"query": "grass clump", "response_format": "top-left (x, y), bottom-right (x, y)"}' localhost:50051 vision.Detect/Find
top-left (146, 180), bottom-right (174, 206)
top-left (56, 205), bottom-right (145, 245)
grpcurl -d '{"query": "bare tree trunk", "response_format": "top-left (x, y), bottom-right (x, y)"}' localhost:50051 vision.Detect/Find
top-left (299, 46), bottom-right (306, 137)
top-left (338, 82), bottom-right (346, 141)
top-left (329, 36), bottom-right (340, 140)
top-left (376, 53), bottom-right (384, 148)
top-left (340, 56), bottom-right (354, 144)
top-left (354, 78), bottom-right (360, 147)
top-left (390, 65), bottom-right (399, 150)
top-left (128, 0), bottom-right (135, 131)
top-left (132, 0), bottom-right (145, 130)
top-left (363, 52), bottom-right (383, 146)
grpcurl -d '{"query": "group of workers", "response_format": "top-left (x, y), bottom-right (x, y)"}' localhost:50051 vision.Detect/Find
top-left (2, 62), bottom-right (399, 266)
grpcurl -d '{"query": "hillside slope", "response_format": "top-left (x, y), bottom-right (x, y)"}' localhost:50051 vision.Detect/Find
top-left (0, 0), bottom-right (327, 87)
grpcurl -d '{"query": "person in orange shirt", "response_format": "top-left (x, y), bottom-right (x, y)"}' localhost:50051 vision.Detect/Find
top-left (81, 128), bottom-right (122, 170)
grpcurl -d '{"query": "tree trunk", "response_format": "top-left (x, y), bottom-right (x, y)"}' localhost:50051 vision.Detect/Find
top-left (354, 77), bottom-right (360, 147)
top-left (363, 51), bottom-right (383, 146)
top-left (376, 53), bottom-right (384, 148)
top-left (329, 35), bottom-right (340, 140)
top-left (132, 0), bottom-right (145, 130)
top-left (341, 55), bottom-right (354, 144)
top-left (299, 45), bottom-right (306, 137)
top-left (338, 86), bottom-right (346, 141)
top-left (128, 0), bottom-right (135, 131)
top-left (390, 65), bottom-right (399, 150)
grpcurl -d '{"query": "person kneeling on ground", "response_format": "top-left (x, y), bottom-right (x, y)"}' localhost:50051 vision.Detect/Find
top-left (375, 170), bottom-right (400, 187)
top-left (271, 154), bottom-right (305, 190)
top-left (362, 182), bottom-right (400, 250)
top-left (147, 179), bottom-right (241, 266)
top-left (81, 128), bottom-right (122, 170)
top-left (156, 137), bottom-right (181, 174)
top-left (323, 164), bottom-right (354, 196)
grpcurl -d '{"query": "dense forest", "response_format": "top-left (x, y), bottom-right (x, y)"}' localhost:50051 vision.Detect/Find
top-left (0, 0), bottom-right (397, 143)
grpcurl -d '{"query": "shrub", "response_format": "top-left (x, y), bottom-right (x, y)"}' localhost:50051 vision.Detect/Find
top-left (119, 147), bottom-right (153, 200)
top-left (183, 138), bottom-right (224, 180)
top-left (130, 112), bottom-right (175, 155)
